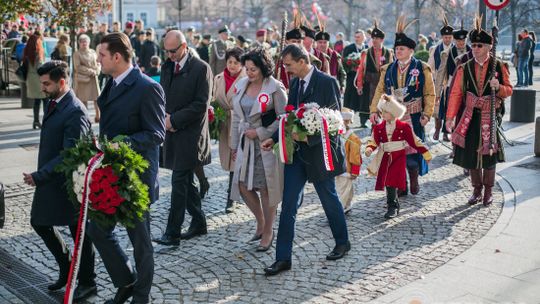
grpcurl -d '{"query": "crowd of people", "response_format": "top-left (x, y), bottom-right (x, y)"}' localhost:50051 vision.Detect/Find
top-left (12, 11), bottom-right (516, 304)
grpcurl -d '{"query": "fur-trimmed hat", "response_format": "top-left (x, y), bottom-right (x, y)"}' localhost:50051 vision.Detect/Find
top-left (341, 107), bottom-right (355, 122)
top-left (377, 94), bottom-right (406, 119)
top-left (394, 15), bottom-right (417, 49)
top-left (315, 31), bottom-right (330, 41)
top-left (440, 14), bottom-right (454, 36)
top-left (371, 19), bottom-right (385, 39)
top-left (453, 20), bottom-right (468, 40)
top-left (469, 14), bottom-right (492, 44)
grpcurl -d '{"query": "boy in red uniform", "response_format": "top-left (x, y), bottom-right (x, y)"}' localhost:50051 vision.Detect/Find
top-left (365, 95), bottom-right (432, 219)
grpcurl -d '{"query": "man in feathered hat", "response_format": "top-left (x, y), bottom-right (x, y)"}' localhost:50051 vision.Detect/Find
top-left (439, 21), bottom-right (473, 145)
top-left (446, 15), bottom-right (513, 207)
top-left (355, 20), bottom-right (394, 127)
top-left (370, 15), bottom-right (435, 197)
top-left (301, 24), bottom-right (330, 74)
top-left (428, 14), bottom-right (454, 141)
top-left (210, 25), bottom-right (234, 75)
top-left (315, 27), bottom-right (346, 89)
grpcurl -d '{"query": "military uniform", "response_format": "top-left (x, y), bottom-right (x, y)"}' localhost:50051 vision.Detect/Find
top-left (371, 18), bottom-right (435, 196)
top-left (446, 20), bottom-right (513, 206)
top-left (210, 26), bottom-right (234, 75)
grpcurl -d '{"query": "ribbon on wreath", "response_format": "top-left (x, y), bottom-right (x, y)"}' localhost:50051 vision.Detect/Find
top-left (63, 151), bottom-right (104, 304)
top-left (278, 115), bottom-right (288, 164)
top-left (258, 93), bottom-right (270, 113)
top-left (318, 111), bottom-right (334, 171)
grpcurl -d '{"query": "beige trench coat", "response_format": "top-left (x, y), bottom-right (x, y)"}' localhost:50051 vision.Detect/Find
top-left (73, 49), bottom-right (101, 102)
top-left (212, 68), bottom-right (247, 172)
top-left (428, 43), bottom-right (450, 117)
top-left (230, 76), bottom-right (287, 207)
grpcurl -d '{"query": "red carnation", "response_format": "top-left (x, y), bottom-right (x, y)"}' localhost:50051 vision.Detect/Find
top-left (285, 105), bottom-right (295, 112)
top-left (297, 108), bottom-right (306, 119)
top-left (299, 103), bottom-right (305, 108)
top-left (208, 107), bottom-right (215, 123)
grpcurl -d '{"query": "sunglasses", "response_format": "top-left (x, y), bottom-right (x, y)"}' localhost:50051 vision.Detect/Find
top-left (471, 44), bottom-right (484, 48)
top-left (165, 45), bottom-right (182, 53)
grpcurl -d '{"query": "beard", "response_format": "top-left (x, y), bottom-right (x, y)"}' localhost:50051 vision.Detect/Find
top-left (43, 87), bottom-right (61, 99)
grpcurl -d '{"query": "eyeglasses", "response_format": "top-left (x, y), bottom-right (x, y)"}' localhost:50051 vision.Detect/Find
top-left (471, 44), bottom-right (484, 48)
top-left (165, 45), bottom-right (182, 53)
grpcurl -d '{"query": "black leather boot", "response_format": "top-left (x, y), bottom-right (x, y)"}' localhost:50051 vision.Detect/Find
top-left (384, 187), bottom-right (400, 219)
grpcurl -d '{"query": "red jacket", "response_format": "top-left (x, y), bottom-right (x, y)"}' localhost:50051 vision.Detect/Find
top-left (367, 120), bottom-right (432, 191)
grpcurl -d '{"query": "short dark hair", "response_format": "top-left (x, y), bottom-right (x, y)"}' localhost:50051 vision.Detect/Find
top-left (37, 60), bottom-right (69, 81)
top-left (241, 48), bottom-right (274, 78)
top-left (100, 32), bottom-right (133, 62)
top-left (281, 44), bottom-right (309, 64)
top-left (226, 47), bottom-right (244, 62)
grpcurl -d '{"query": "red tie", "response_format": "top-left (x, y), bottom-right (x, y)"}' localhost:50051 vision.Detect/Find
top-left (175, 62), bottom-right (181, 74)
top-left (47, 100), bottom-right (57, 114)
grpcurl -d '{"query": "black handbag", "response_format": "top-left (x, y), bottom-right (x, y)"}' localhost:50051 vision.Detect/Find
top-left (0, 182), bottom-right (5, 229)
top-left (16, 61), bottom-right (27, 81)
top-left (261, 109), bottom-right (277, 127)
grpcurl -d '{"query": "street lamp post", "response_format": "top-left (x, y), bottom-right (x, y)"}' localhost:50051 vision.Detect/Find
top-left (178, 0), bottom-right (182, 29)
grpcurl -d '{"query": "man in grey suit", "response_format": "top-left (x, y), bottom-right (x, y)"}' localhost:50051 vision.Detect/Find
top-left (153, 30), bottom-right (212, 246)
top-left (86, 32), bottom-right (166, 304)
top-left (23, 60), bottom-right (97, 301)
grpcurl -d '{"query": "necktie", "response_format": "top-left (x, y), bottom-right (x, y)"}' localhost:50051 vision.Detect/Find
top-left (175, 62), bottom-right (181, 74)
top-left (47, 100), bottom-right (56, 114)
top-left (297, 79), bottom-right (306, 107)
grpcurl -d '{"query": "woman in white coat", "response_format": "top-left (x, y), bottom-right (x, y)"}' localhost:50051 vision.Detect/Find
top-left (230, 48), bottom-right (286, 251)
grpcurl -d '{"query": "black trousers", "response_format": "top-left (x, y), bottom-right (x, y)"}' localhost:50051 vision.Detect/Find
top-left (32, 224), bottom-right (96, 285)
top-left (165, 169), bottom-right (207, 237)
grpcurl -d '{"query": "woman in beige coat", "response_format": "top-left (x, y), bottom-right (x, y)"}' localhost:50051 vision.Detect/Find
top-left (73, 34), bottom-right (101, 122)
top-left (213, 47), bottom-right (247, 213)
top-left (230, 49), bottom-right (286, 251)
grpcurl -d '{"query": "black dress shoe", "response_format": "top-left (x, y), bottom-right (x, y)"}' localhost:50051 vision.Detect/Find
top-left (326, 241), bottom-right (351, 260)
top-left (104, 285), bottom-right (134, 304)
top-left (153, 234), bottom-right (180, 246)
top-left (264, 260), bottom-right (292, 276)
top-left (199, 178), bottom-right (210, 199)
top-left (180, 228), bottom-right (207, 240)
top-left (47, 276), bottom-right (67, 291)
top-left (73, 284), bottom-right (97, 301)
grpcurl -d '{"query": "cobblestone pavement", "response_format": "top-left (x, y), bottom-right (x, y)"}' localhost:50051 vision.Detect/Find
top-left (0, 137), bottom-right (504, 303)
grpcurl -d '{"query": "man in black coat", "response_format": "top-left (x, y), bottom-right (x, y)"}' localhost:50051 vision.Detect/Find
top-left (139, 29), bottom-right (161, 72)
top-left (153, 30), bottom-right (212, 246)
top-left (342, 30), bottom-right (367, 115)
top-left (261, 45), bottom-right (350, 276)
top-left (23, 61), bottom-right (97, 301)
top-left (87, 33), bottom-right (166, 304)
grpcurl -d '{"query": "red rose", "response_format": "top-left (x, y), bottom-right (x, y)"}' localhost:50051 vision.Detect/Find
top-left (285, 105), bottom-right (295, 112)
top-left (299, 103), bottom-right (305, 108)
top-left (296, 108), bottom-right (306, 119)
top-left (208, 107), bottom-right (215, 123)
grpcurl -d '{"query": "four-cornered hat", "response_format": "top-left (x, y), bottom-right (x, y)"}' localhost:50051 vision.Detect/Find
top-left (394, 15), bottom-right (417, 49)
top-left (469, 14), bottom-right (492, 44)
top-left (371, 19), bottom-right (385, 39)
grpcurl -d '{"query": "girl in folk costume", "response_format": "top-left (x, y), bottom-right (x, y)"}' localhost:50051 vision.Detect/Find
top-left (370, 15), bottom-right (436, 197)
top-left (366, 95), bottom-right (432, 219)
top-left (446, 15), bottom-right (513, 207)
top-left (335, 108), bottom-right (362, 214)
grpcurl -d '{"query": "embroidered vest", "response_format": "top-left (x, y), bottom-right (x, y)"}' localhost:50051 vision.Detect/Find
top-left (365, 47), bottom-right (391, 74)
top-left (463, 57), bottom-right (504, 97)
top-left (384, 57), bottom-right (425, 102)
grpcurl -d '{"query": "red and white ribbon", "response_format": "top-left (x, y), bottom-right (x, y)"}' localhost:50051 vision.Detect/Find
top-left (258, 93), bottom-right (270, 113)
top-left (317, 110), bottom-right (334, 171)
top-left (64, 152), bottom-right (104, 304)
top-left (278, 116), bottom-right (288, 164)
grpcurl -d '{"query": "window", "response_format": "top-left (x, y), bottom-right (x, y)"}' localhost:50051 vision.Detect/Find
top-left (140, 12), bottom-right (147, 26)
top-left (127, 13), bottom-right (134, 22)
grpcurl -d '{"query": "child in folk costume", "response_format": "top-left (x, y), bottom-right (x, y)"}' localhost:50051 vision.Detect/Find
top-left (365, 95), bottom-right (432, 219)
top-left (335, 107), bottom-right (362, 214)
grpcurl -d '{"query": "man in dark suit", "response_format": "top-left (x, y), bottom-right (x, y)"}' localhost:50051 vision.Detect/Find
top-left (153, 30), bottom-right (211, 246)
top-left (86, 32), bottom-right (166, 304)
top-left (23, 61), bottom-right (97, 301)
top-left (261, 44), bottom-right (351, 276)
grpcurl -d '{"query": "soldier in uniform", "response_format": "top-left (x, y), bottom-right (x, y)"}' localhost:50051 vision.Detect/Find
top-left (439, 23), bottom-right (472, 143)
top-left (445, 16), bottom-right (513, 207)
top-left (370, 15), bottom-right (435, 196)
top-left (428, 15), bottom-right (454, 141)
top-left (355, 22), bottom-right (394, 127)
top-left (210, 26), bottom-right (234, 75)
top-left (315, 28), bottom-right (346, 90)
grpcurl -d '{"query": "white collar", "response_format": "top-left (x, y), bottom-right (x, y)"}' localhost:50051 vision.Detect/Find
top-left (474, 55), bottom-right (489, 67)
top-left (300, 66), bottom-right (315, 88)
top-left (113, 65), bottom-right (134, 86)
top-left (53, 90), bottom-right (70, 103)
top-left (176, 52), bottom-right (189, 68)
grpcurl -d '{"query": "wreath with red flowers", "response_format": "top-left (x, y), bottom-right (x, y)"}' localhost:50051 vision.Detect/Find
top-left (56, 134), bottom-right (150, 229)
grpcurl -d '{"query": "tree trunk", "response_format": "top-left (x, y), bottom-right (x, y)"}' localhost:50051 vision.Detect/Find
top-left (347, 2), bottom-right (353, 40)
top-left (414, 0), bottom-right (421, 39)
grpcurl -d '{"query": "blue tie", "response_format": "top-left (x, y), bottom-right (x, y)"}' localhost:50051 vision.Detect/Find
top-left (297, 79), bottom-right (305, 107)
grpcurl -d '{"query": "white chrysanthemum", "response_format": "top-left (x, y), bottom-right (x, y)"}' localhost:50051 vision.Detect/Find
top-left (72, 163), bottom-right (88, 203)
top-left (300, 108), bottom-right (321, 135)
top-left (319, 108), bottom-right (345, 134)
